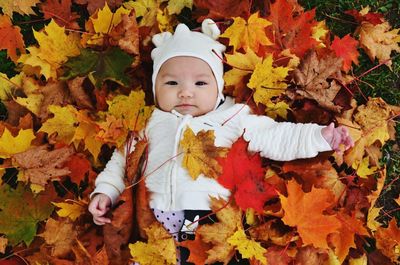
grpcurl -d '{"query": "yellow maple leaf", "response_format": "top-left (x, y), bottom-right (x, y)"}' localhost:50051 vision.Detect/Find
top-left (220, 12), bottom-right (272, 52)
top-left (359, 21), bottom-right (400, 67)
top-left (180, 128), bottom-right (229, 180)
top-left (39, 105), bottom-right (78, 145)
top-left (352, 156), bottom-right (378, 179)
top-left (18, 20), bottom-right (81, 80)
top-left (52, 200), bottom-right (86, 221)
top-left (0, 128), bottom-right (35, 158)
top-left (0, 72), bottom-right (22, 100)
top-left (227, 229), bottom-right (267, 264)
top-left (196, 198), bottom-right (243, 264)
top-left (124, 0), bottom-right (158, 27)
top-left (156, 7), bottom-right (176, 32)
top-left (224, 49), bottom-right (262, 93)
top-left (129, 222), bottom-right (176, 265)
top-left (248, 54), bottom-right (289, 106)
top-left (311, 21), bottom-right (329, 48)
top-left (72, 110), bottom-right (103, 161)
top-left (367, 206), bottom-right (382, 232)
top-left (106, 90), bottom-right (153, 133)
top-left (167, 0), bottom-right (192, 15)
top-left (354, 98), bottom-right (391, 146)
top-left (349, 255), bottom-right (367, 265)
top-left (265, 101), bottom-right (290, 120)
top-left (0, 0), bottom-right (40, 17)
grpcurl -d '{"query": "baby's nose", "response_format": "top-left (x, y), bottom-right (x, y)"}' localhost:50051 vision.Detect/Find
top-left (178, 86), bottom-right (194, 97)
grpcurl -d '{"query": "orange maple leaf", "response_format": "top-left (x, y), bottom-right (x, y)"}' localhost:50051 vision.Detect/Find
top-left (280, 180), bottom-right (341, 249)
top-left (0, 15), bottom-right (25, 62)
top-left (375, 218), bottom-right (400, 263)
top-left (180, 234), bottom-right (212, 265)
top-left (331, 34), bottom-right (360, 72)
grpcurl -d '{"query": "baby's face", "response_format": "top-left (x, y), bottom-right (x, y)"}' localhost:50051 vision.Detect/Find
top-left (155, 56), bottom-right (218, 117)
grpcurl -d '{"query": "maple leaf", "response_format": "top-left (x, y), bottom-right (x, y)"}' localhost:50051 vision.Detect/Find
top-left (265, 101), bottom-right (290, 119)
top-left (129, 222), bottom-right (177, 265)
top-left (331, 34), bottom-right (360, 72)
top-left (0, 128), bottom-right (35, 158)
top-left (71, 109), bottom-right (103, 161)
top-left (0, 72), bottom-right (22, 101)
top-left (196, 197), bottom-right (242, 264)
top-left (0, 15), bottom-right (25, 62)
top-left (39, 105), bottom-right (78, 145)
top-left (358, 21), bottom-right (400, 67)
top-left (12, 145), bottom-right (74, 192)
top-left (220, 12), bottom-right (272, 53)
top-left (18, 20), bottom-right (81, 80)
top-left (167, 0), bottom-right (192, 15)
top-left (39, 218), bottom-right (76, 258)
top-left (248, 54), bottom-right (289, 106)
top-left (280, 180), bottom-right (341, 249)
top-left (367, 206), bottom-right (382, 232)
top-left (311, 21), bottom-right (329, 48)
top-left (193, 0), bottom-right (250, 22)
top-left (227, 228), bottom-right (267, 264)
top-left (64, 153), bottom-right (96, 184)
top-left (293, 50), bottom-right (343, 112)
top-left (330, 211), bottom-right (369, 263)
top-left (0, 184), bottom-right (54, 246)
top-left (0, 0), bottom-right (40, 17)
top-left (52, 200), bottom-right (86, 221)
top-left (75, 0), bottom-right (123, 14)
top-left (375, 219), bottom-right (400, 263)
top-left (354, 97), bottom-right (391, 146)
top-left (180, 128), bottom-right (228, 180)
top-left (62, 47), bottom-right (134, 88)
top-left (124, 0), bottom-right (158, 27)
top-left (40, 0), bottom-right (80, 29)
top-left (179, 234), bottom-right (212, 265)
top-left (352, 156), bottom-right (378, 179)
top-left (267, 0), bottom-right (318, 57)
top-left (224, 49), bottom-right (262, 97)
top-left (345, 6), bottom-right (384, 26)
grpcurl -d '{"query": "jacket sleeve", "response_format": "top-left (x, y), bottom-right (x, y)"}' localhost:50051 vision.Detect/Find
top-left (241, 114), bottom-right (332, 161)
top-left (90, 139), bottom-right (137, 205)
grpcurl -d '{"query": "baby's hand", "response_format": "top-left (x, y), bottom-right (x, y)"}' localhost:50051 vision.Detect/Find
top-left (88, 193), bottom-right (112, 225)
top-left (322, 122), bottom-right (354, 153)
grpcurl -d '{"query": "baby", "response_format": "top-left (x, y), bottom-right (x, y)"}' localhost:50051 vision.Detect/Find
top-left (89, 19), bottom-right (353, 263)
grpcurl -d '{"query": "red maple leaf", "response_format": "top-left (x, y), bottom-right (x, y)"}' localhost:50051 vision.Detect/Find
top-left (217, 137), bottom-right (277, 213)
top-left (331, 34), bottom-right (359, 72)
top-left (345, 9), bottom-right (384, 25)
top-left (64, 154), bottom-right (97, 184)
top-left (41, 0), bottom-right (80, 29)
top-left (266, 0), bottom-right (318, 57)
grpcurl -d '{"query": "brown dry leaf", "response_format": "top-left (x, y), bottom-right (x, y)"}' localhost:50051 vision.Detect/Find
top-left (38, 81), bottom-right (72, 120)
top-left (196, 197), bottom-right (242, 264)
top-left (294, 246), bottom-right (329, 265)
top-left (249, 220), bottom-right (296, 246)
top-left (293, 50), bottom-right (343, 112)
top-left (39, 218), bottom-right (76, 258)
top-left (180, 128), bottom-right (229, 180)
top-left (375, 219), bottom-right (400, 263)
top-left (67, 77), bottom-right (94, 110)
top-left (114, 11), bottom-right (140, 57)
top-left (0, 0), bottom-right (40, 17)
top-left (358, 21), bottom-right (400, 67)
top-left (12, 145), bottom-right (74, 190)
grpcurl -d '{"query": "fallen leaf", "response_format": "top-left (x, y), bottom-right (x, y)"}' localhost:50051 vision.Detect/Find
top-left (331, 34), bottom-right (360, 72)
top-left (352, 156), bottom-right (378, 179)
top-left (0, 236), bottom-right (7, 254)
top-left (52, 200), bottom-right (87, 221)
top-left (67, 77), bottom-right (94, 110)
top-left (75, 0), bottom-right (123, 15)
top-left (227, 228), bottom-right (267, 264)
top-left (40, 0), bottom-right (80, 29)
top-left (0, 184), bottom-right (54, 246)
top-left (0, 0), bottom-right (40, 17)
top-left (196, 198), bottom-right (242, 264)
top-left (293, 50), bottom-right (343, 112)
top-left (248, 54), bottom-right (289, 106)
top-left (220, 12), bottom-right (272, 53)
top-left (358, 21), bottom-right (400, 67)
top-left (375, 218), bottom-right (400, 263)
top-left (129, 222), bottom-right (177, 265)
top-left (193, 0), bottom-right (250, 22)
top-left (0, 128), bottom-right (35, 158)
top-left (39, 218), bottom-right (76, 258)
top-left (64, 153), bottom-right (97, 184)
top-left (180, 128), bottom-right (229, 180)
top-left (0, 15), bottom-right (25, 62)
top-left (167, 0), bottom-right (192, 15)
top-left (280, 180), bottom-right (341, 249)
top-left (12, 145), bottom-right (74, 190)
top-left (180, 234), bottom-right (212, 265)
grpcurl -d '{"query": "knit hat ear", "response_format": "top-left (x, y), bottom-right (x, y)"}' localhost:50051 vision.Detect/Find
top-left (201, 18), bottom-right (220, 40)
top-left (152, 31), bottom-right (172, 47)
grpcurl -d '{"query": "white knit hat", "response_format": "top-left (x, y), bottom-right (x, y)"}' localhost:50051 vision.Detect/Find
top-left (151, 19), bottom-right (226, 109)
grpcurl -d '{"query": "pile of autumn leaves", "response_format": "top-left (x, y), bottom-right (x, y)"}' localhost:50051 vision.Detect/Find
top-left (0, 0), bottom-right (400, 264)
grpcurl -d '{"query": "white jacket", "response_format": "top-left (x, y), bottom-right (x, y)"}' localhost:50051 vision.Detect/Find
top-left (92, 97), bottom-right (332, 211)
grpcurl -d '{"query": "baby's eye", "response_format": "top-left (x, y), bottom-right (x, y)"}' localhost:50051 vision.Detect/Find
top-left (196, 81), bottom-right (207, 86)
top-left (165, 81), bottom-right (177, 85)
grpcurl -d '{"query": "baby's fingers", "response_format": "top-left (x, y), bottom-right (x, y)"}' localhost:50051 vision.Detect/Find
top-left (93, 216), bottom-right (111, 225)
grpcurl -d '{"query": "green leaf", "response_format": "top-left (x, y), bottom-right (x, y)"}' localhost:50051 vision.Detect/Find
top-left (0, 184), bottom-right (54, 246)
top-left (62, 47), bottom-right (134, 88)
